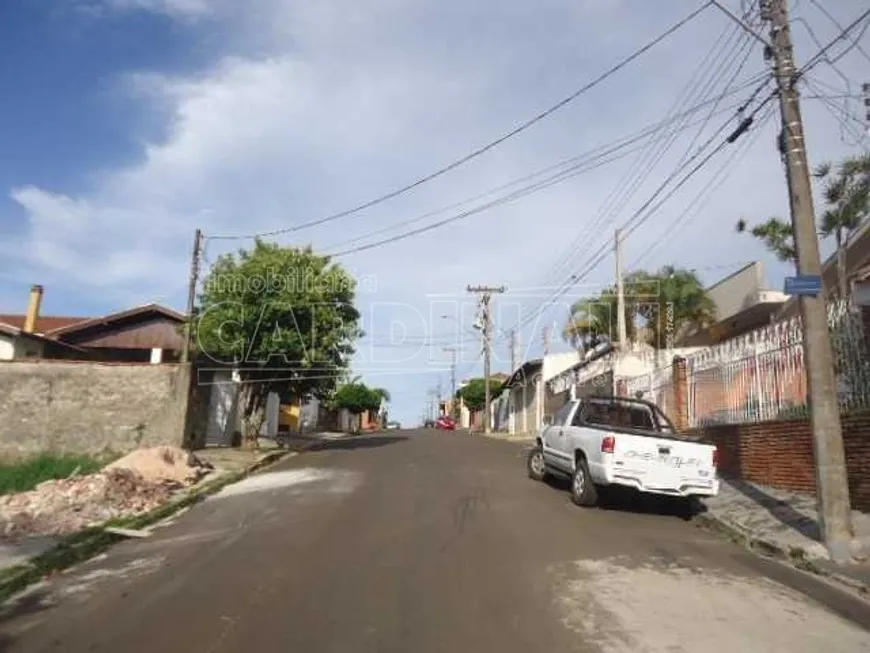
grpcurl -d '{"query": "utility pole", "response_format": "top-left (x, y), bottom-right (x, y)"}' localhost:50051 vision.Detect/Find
top-left (615, 228), bottom-right (627, 351)
top-left (182, 228), bottom-right (203, 364)
top-left (468, 285), bottom-right (506, 434)
top-left (766, 0), bottom-right (854, 562)
top-left (543, 326), bottom-right (552, 355)
top-left (509, 330), bottom-right (518, 372)
top-left (443, 346), bottom-right (459, 415)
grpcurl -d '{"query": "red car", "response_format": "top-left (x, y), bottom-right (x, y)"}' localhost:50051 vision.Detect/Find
top-left (435, 415), bottom-right (457, 430)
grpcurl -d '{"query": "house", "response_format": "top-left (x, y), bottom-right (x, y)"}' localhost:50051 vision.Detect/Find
top-left (503, 352), bottom-right (582, 435)
top-left (0, 285), bottom-right (186, 363)
top-left (678, 262), bottom-right (788, 346)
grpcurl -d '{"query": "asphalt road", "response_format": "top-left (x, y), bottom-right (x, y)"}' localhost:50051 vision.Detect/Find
top-left (3, 429), bottom-right (870, 652)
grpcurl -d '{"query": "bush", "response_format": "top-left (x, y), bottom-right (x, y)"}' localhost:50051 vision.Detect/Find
top-left (0, 454), bottom-right (103, 496)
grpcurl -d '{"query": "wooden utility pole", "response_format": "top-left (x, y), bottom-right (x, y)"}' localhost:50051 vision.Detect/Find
top-left (766, 0), bottom-right (853, 562)
top-left (615, 228), bottom-right (627, 351)
top-left (468, 285), bottom-right (506, 434)
top-left (182, 228), bottom-right (203, 364)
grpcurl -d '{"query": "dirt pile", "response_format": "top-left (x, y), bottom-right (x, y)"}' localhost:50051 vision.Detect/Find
top-left (0, 469), bottom-right (174, 539)
top-left (104, 446), bottom-right (213, 485)
top-left (0, 447), bottom-right (214, 540)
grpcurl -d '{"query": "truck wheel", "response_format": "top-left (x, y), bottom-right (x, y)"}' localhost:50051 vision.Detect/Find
top-left (571, 457), bottom-right (598, 507)
top-left (527, 446), bottom-right (548, 482)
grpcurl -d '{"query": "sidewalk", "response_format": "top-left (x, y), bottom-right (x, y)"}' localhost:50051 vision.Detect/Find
top-left (699, 478), bottom-right (870, 590)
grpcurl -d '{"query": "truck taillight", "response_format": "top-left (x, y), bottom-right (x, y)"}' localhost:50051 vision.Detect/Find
top-left (712, 447), bottom-right (719, 468)
top-left (601, 436), bottom-right (615, 454)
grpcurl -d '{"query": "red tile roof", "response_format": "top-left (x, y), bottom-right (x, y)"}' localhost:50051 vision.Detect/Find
top-left (0, 315), bottom-right (90, 334)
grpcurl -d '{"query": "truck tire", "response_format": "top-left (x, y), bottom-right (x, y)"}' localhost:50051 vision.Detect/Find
top-left (570, 456), bottom-right (598, 507)
top-left (527, 445), bottom-right (549, 482)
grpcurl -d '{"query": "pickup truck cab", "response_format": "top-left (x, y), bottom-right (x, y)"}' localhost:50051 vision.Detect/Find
top-left (527, 396), bottom-right (719, 507)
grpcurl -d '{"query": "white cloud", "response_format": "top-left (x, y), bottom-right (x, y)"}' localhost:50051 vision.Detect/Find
top-left (6, 0), bottom-right (869, 421)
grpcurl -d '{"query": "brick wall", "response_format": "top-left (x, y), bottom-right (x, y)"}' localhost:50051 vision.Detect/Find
top-left (0, 360), bottom-right (191, 458)
top-left (691, 412), bottom-right (870, 512)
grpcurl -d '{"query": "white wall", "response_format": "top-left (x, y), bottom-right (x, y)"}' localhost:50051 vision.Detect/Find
top-left (542, 351), bottom-right (582, 382)
top-left (0, 334), bottom-right (14, 361)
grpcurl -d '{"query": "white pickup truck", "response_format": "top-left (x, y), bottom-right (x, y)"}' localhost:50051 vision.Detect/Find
top-left (527, 396), bottom-right (719, 507)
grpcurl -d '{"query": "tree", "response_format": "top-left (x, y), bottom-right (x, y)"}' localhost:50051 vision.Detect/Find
top-left (561, 266), bottom-right (715, 350)
top-left (814, 155), bottom-right (870, 298)
top-left (737, 153), bottom-right (870, 296)
top-left (736, 217), bottom-right (796, 263)
top-left (331, 382), bottom-right (390, 432)
top-left (457, 377), bottom-right (503, 413)
top-left (193, 239), bottom-right (362, 447)
top-left (645, 265), bottom-right (717, 347)
top-left (562, 270), bottom-right (649, 350)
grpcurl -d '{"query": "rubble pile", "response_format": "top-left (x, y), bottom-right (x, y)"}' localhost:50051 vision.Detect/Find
top-left (0, 447), bottom-right (214, 540)
top-left (104, 446), bottom-right (213, 485)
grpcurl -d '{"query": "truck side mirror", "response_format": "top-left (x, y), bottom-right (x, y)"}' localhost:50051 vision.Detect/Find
top-left (543, 415), bottom-right (553, 426)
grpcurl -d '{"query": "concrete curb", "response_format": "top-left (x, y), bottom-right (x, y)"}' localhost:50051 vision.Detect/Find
top-left (694, 511), bottom-right (870, 597)
top-left (0, 448), bottom-right (294, 604)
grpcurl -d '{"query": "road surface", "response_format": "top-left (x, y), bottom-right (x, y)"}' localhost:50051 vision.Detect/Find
top-left (2, 430), bottom-right (870, 652)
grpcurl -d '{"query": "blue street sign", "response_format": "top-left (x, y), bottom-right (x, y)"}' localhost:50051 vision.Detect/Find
top-left (784, 275), bottom-right (823, 296)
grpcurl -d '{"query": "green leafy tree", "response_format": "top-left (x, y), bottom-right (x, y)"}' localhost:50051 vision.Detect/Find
top-left (736, 217), bottom-right (796, 263)
top-left (457, 377), bottom-right (503, 413)
top-left (562, 267), bottom-right (714, 349)
top-left (815, 155), bottom-right (870, 298)
top-left (737, 153), bottom-right (870, 297)
top-left (646, 266), bottom-right (717, 346)
top-left (332, 382), bottom-right (390, 432)
top-left (193, 239), bottom-right (362, 446)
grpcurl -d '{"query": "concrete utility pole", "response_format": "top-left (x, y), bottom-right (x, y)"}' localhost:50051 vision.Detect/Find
top-left (543, 326), bottom-right (552, 355)
top-left (766, 0), bottom-right (854, 562)
top-left (182, 228), bottom-right (203, 364)
top-left (443, 346), bottom-right (459, 414)
top-left (468, 285), bottom-right (506, 433)
top-left (615, 228), bottom-right (628, 351)
top-left (509, 330), bottom-right (518, 372)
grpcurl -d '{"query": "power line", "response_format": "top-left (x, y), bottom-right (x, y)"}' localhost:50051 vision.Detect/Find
top-left (204, 4), bottom-right (714, 242)
top-left (319, 86), bottom-right (762, 254)
top-left (800, 7), bottom-right (870, 75)
top-left (630, 104), bottom-right (776, 270)
top-left (527, 9), bottom-right (764, 302)
top-left (323, 93), bottom-right (764, 258)
top-left (507, 88), bottom-right (777, 337)
top-left (806, 0), bottom-right (870, 65)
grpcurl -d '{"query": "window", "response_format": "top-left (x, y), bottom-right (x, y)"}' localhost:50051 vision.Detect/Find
top-left (584, 401), bottom-right (612, 427)
top-left (550, 402), bottom-right (575, 427)
top-left (626, 406), bottom-right (654, 430)
top-left (582, 399), bottom-right (655, 430)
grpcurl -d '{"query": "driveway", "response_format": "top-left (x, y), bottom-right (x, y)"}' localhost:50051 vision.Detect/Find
top-left (2, 430), bottom-right (869, 652)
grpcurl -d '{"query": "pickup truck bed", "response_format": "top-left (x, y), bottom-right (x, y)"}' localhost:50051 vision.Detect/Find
top-left (528, 396), bottom-right (719, 507)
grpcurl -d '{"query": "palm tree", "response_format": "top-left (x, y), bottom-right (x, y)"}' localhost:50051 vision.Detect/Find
top-left (737, 154), bottom-right (870, 296)
top-left (646, 266), bottom-right (717, 347)
top-left (562, 267), bottom-right (715, 351)
top-left (814, 155), bottom-right (870, 299)
top-left (736, 217), bottom-right (796, 263)
top-left (562, 296), bottom-right (616, 351)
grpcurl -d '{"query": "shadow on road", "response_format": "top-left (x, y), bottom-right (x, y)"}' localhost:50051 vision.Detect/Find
top-left (543, 476), bottom-right (704, 521)
top-left (305, 435), bottom-right (409, 453)
top-left (0, 584), bottom-right (55, 630)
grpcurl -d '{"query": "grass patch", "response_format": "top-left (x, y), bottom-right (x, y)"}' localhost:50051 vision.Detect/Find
top-left (0, 454), bottom-right (103, 496)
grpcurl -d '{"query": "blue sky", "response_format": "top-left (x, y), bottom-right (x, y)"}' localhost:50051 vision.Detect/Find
top-left (0, 0), bottom-right (868, 425)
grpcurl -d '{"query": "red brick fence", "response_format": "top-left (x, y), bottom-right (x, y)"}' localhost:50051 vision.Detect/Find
top-left (690, 413), bottom-right (870, 513)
